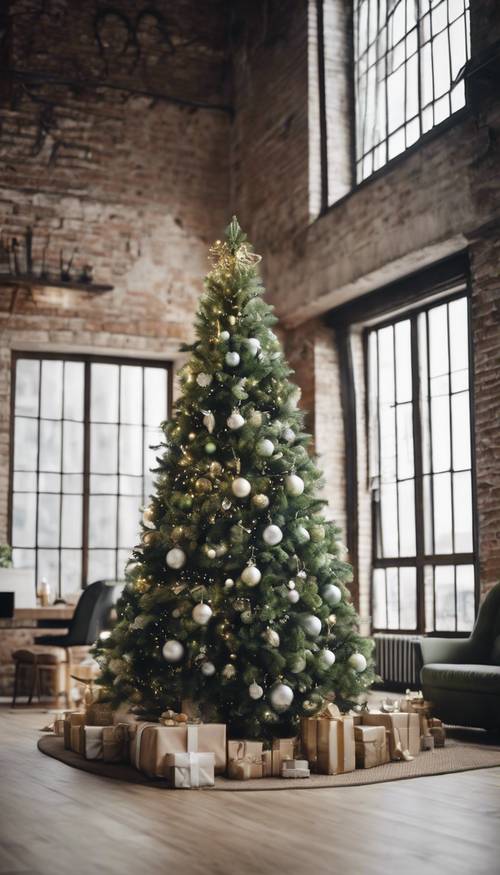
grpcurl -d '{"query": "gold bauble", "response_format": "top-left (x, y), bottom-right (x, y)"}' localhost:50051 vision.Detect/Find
top-left (195, 477), bottom-right (212, 494)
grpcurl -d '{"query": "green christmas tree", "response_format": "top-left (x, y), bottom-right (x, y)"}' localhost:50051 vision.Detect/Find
top-left (94, 218), bottom-right (375, 738)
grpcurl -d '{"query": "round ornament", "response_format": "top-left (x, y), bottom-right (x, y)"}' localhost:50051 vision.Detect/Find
top-left (296, 526), bottom-right (310, 544)
top-left (196, 372), bottom-right (212, 388)
top-left (318, 649), bottom-right (336, 668)
top-left (241, 565), bottom-right (262, 587)
top-left (287, 589), bottom-right (300, 604)
top-left (225, 351), bottom-right (240, 367)
top-left (269, 683), bottom-right (294, 712)
top-left (285, 474), bottom-right (304, 496)
top-left (252, 493), bottom-right (270, 510)
top-left (143, 505), bottom-right (155, 528)
top-left (300, 614), bottom-right (322, 637)
top-left (162, 639), bottom-right (184, 662)
top-left (249, 681), bottom-right (264, 700)
top-left (220, 330), bottom-right (230, 341)
top-left (289, 654), bottom-right (306, 673)
top-left (349, 652), bottom-right (367, 672)
top-left (201, 661), bottom-right (216, 677)
top-left (222, 664), bottom-right (236, 680)
top-left (256, 438), bottom-right (274, 457)
top-left (322, 583), bottom-right (342, 606)
top-left (263, 627), bottom-right (280, 648)
top-left (227, 411), bottom-right (245, 430)
top-left (195, 477), bottom-right (212, 494)
top-left (231, 477), bottom-right (251, 498)
top-left (204, 441), bottom-right (216, 455)
top-left (263, 524), bottom-right (283, 546)
top-left (192, 603), bottom-right (213, 625)
top-left (166, 547), bottom-right (186, 570)
top-left (245, 337), bottom-right (261, 357)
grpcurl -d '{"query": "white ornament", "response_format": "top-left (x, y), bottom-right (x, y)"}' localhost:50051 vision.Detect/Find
top-left (143, 505), bottom-right (155, 528)
top-left (287, 589), bottom-right (300, 604)
top-left (263, 628), bottom-right (280, 647)
top-left (192, 603), bottom-right (213, 625)
top-left (162, 639), bottom-right (184, 662)
top-left (256, 438), bottom-right (274, 457)
top-left (249, 410), bottom-right (263, 427)
top-left (220, 330), bottom-right (230, 341)
top-left (241, 565), bottom-right (262, 587)
top-left (252, 493), bottom-right (270, 510)
top-left (225, 351), bottom-right (240, 367)
top-left (263, 524), bottom-right (283, 546)
top-left (227, 411), bottom-right (245, 430)
top-left (232, 477), bottom-right (251, 498)
top-left (300, 614), bottom-right (322, 637)
top-left (269, 683), bottom-right (294, 712)
top-left (201, 661), bottom-right (216, 676)
top-left (322, 583), bottom-right (342, 606)
top-left (285, 474), bottom-right (304, 496)
top-left (296, 526), bottom-right (310, 543)
top-left (282, 427), bottom-right (295, 443)
top-left (349, 652), bottom-right (367, 672)
top-left (202, 411), bottom-right (216, 433)
top-left (166, 547), bottom-right (186, 569)
top-left (318, 649), bottom-right (336, 668)
top-left (222, 663), bottom-right (236, 679)
top-left (245, 337), bottom-right (261, 357)
top-left (224, 578), bottom-right (235, 589)
top-left (196, 372), bottom-right (212, 388)
top-left (249, 681), bottom-right (264, 700)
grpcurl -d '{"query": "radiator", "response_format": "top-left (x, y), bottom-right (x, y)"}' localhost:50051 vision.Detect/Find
top-left (373, 633), bottom-right (423, 689)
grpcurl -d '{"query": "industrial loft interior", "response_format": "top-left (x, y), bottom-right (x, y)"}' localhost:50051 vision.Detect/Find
top-left (0, 2), bottom-right (499, 874)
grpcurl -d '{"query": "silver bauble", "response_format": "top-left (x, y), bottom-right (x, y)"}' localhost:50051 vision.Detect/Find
top-left (162, 640), bottom-right (184, 662)
top-left (231, 477), bottom-right (251, 498)
top-left (263, 524), bottom-right (283, 546)
top-left (225, 351), bottom-right (240, 367)
top-left (241, 565), bottom-right (262, 587)
top-left (322, 583), bottom-right (342, 606)
top-left (166, 547), bottom-right (186, 569)
top-left (285, 474), bottom-right (304, 496)
top-left (192, 603), bottom-right (213, 625)
top-left (269, 683), bottom-right (294, 712)
top-left (227, 411), bottom-right (245, 430)
top-left (249, 681), bottom-right (264, 700)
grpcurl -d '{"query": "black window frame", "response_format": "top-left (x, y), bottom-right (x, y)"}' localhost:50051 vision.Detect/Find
top-left (8, 351), bottom-right (172, 596)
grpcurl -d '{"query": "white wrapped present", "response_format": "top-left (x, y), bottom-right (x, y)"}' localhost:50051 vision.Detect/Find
top-left (164, 751), bottom-right (215, 788)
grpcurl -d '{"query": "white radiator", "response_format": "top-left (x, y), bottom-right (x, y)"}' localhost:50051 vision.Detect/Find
top-left (373, 633), bottom-right (423, 688)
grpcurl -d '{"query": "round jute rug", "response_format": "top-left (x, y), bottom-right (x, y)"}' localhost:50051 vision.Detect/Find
top-left (38, 730), bottom-right (500, 790)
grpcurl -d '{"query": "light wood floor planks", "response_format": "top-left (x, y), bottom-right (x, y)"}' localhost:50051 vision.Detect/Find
top-left (1, 708), bottom-right (499, 875)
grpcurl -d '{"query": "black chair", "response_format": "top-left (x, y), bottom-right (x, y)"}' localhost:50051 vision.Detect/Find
top-left (37, 579), bottom-right (120, 647)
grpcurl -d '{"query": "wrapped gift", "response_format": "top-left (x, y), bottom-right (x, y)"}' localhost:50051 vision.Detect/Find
top-left (301, 704), bottom-right (355, 775)
top-left (429, 718), bottom-right (446, 747)
top-left (227, 740), bottom-right (263, 780)
top-left (64, 711), bottom-right (85, 750)
top-left (164, 752), bottom-right (215, 788)
top-left (102, 723), bottom-right (130, 763)
top-left (354, 725), bottom-right (390, 769)
top-left (281, 759), bottom-right (310, 779)
top-left (362, 711), bottom-right (420, 760)
top-left (131, 721), bottom-right (226, 777)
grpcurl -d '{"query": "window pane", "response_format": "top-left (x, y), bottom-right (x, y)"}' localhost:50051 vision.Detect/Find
top-left (91, 364), bottom-right (119, 423)
top-left (435, 565), bottom-right (456, 631)
top-left (456, 565), bottom-right (475, 631)
top-left (15, 359), bottom-right (40, 416)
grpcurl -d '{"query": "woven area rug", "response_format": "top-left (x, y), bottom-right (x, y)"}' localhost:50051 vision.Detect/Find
top-left (38, 730), bottom-right (500, 790)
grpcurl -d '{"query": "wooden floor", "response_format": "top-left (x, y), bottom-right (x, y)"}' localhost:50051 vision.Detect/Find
top-left (1, 709), bottom-right (499, 875)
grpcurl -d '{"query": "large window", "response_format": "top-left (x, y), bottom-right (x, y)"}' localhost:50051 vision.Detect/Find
top-left (9, 354), bottom-right (170, 597)
top-left (354, 0), bottom-right (470, 182)
top-left (367, 293), bottom-right (476, 633)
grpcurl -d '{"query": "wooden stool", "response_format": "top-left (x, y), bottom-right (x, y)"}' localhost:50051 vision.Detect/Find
top-left (12, 646), bottom-right (69, 707)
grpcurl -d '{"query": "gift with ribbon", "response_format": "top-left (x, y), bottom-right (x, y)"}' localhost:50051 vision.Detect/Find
top-left (131, 721), bottom-right (226, 778)
top-left (301, 703), bottom-right (356, 775)
top-left (281, 759), bottom-right (310, 779)
top-left (227, 740), bottom-right (263, 780)
top-left (354, 725), bottom-right (390, 769)
top-left (361, 711), bottom-right (420, 761)
top-left (164, 751), bottom-right (215, 788)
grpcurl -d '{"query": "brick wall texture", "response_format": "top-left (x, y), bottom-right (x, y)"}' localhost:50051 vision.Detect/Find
top-left (0, 0), bottom-right (499, 671)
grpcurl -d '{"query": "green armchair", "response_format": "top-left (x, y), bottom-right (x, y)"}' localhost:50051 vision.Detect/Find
top-left (420, 582), bottom-right (500, 730)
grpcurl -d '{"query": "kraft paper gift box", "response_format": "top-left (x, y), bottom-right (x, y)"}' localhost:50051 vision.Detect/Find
top-left (301, 704), bottom-right (356, 775)
top-left (227, 740), bottom-right (263, 780)
top-left (354, 725), bottom-right (390, 769)
top-left (64, 711), bottom-right (85, 750)
top-left (102, 723), bottom-right (130, 763)
top-left (131, 722), bottom-right (226, 778)
top-left (361, 711), bottom-right (420, 760)
top-left (281, 759), bottom-right (310, 779)
top-left (164, 752), bottom-right (215, 789)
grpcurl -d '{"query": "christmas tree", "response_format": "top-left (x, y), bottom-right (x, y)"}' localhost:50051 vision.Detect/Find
top-left (94, 217), bottom-right (375, 738)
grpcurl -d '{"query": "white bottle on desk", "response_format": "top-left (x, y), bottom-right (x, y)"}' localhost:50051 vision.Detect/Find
top-left (38, 576), bottom-right (51, 607)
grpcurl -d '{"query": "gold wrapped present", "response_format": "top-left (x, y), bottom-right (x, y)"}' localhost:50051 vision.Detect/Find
top-left (64, 711), bottom-right (85, 750)
top-left (131, 722), bottom-right (226, 778)
top-left (301, 703), bottom-right (355, 775)
top-left (227, 740), bottom-right (263, 780)
top-left (354, 725), bottom-right (390, 769)
top-left (164, 752), bottom-right (215, 788)
top-left (361, 711), bottom-right (420, 760)
top-left (102, 723), bottom-right (130, 763)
